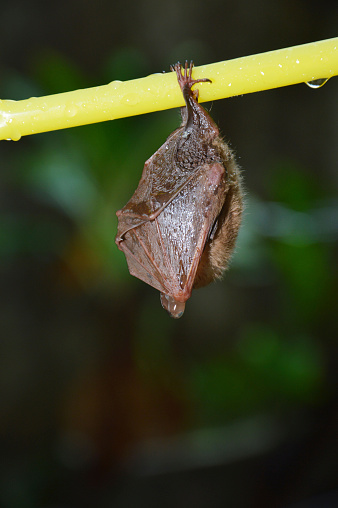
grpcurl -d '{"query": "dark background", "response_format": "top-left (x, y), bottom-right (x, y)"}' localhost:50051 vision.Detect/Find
top-left (1, 1), bottom-right (337, 507)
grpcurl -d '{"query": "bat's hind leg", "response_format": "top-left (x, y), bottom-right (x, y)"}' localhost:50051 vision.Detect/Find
top-left (170, 60), bottom-right (211, 94)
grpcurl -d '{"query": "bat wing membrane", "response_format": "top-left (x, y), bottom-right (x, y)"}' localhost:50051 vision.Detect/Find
top-left (116, 129), bottom-right (200, 236)
top-left (117, 162), bottom-right (227, 301)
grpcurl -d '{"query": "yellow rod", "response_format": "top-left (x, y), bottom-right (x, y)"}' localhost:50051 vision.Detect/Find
top-left (1, 37), bottom-right (337, 141)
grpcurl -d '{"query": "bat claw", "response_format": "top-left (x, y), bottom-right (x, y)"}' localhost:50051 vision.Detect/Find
top-left (170, 60), bottom-right (212, 92)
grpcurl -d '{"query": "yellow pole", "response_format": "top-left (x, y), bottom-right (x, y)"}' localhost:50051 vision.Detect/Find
top-left (1, 38), bottom-right (337, 141)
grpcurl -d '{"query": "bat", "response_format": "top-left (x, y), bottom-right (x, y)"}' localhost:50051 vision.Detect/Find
top-left (116, 61), bottom-right (243, 318)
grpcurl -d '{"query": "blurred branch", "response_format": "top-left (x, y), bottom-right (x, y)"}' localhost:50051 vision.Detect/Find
top-left (0, 38), bottom-right (337, 141)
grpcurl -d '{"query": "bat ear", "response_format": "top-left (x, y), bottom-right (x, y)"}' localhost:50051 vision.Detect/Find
top-left (160, 293), bottom-right (185, 319)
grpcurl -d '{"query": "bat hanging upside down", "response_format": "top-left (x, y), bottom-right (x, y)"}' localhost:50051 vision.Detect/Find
top-left (116, 61), bottom-right (243, 319)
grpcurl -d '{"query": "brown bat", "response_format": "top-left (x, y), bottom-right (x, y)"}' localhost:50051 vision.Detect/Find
top-left (116, 61), bottom-right (243, 318)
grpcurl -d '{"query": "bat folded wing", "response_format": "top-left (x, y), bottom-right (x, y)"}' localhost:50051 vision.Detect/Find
top-left (116, 162), bottom-right (227, 307)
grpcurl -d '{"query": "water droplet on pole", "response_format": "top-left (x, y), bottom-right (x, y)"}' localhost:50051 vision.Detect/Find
top-left (305, 78), bottom-right (330, 89)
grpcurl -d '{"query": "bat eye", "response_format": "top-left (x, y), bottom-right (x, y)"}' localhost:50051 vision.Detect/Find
top-left (160, 293), bottom-right (185, 319)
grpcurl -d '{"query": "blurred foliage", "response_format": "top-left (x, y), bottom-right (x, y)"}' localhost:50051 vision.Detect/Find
top-left (2, 46), bottom-right (336, 377)
top-left (189, 325), bottom-right (324, 426)
top-left (2, 46), bottom-right (336, 392)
